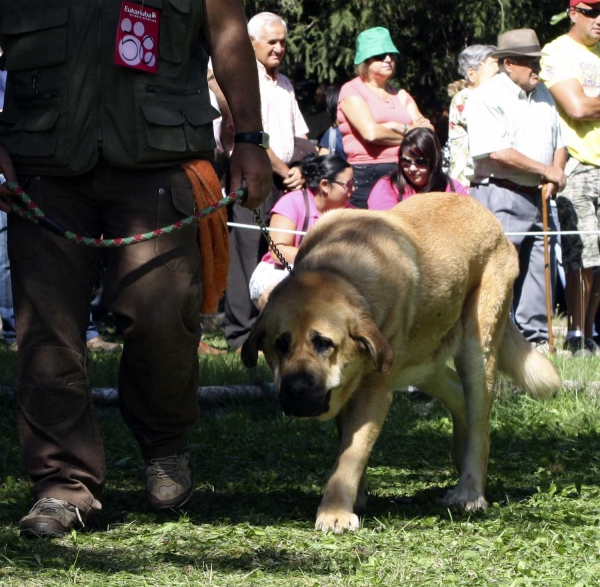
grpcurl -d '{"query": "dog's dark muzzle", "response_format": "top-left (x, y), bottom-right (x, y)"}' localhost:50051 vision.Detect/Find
top-left (279, 371), bottom-right (331, 417)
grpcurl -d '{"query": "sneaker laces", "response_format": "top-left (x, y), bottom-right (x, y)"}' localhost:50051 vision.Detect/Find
top-left (149, 455), bottom-right (181, 479)
top-left (29, 497), bottom-right (85, 528)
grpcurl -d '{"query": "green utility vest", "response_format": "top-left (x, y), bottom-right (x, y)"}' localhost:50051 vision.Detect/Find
top-left (0, 0), bottom-right (218, 175)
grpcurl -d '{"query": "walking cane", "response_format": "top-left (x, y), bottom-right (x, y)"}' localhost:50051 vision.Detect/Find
top-left (541, 183), bottom-right (554, 353)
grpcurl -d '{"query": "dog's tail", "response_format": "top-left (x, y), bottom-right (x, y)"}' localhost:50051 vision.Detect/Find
top-left (498, 320), bottom-right (562, 398)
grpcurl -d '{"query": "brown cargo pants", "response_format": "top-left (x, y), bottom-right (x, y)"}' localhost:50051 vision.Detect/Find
top-left (7, 160), bottom-right (202, 516)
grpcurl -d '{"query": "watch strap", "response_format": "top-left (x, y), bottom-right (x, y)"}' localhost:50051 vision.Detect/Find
top-left (234, 131), bottom-right (269, 149)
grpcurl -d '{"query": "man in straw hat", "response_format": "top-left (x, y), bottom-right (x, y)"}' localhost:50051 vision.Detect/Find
top-left (465, 28), bottom-right (567, 354)
top-left (540, 2), bottom-right (600, 357)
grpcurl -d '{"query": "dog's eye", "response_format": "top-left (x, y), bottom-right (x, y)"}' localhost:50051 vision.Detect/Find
top-left (313, 335), bottom-right (334, 354)
top-left (275, 333), bottom-right (291, 356)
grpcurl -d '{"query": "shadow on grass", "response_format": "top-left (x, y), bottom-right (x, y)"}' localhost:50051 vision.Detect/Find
top-left (1, 393), bottom-right (599, 545)
top-left (0, 527), bottom-right (336, 577)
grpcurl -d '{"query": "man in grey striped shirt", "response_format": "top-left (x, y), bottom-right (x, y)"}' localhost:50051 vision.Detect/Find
top-left (465, 29), bottom-right (567, 350)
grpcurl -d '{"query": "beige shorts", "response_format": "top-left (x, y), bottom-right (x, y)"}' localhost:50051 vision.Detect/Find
top-left (556, 160), bottom-right (600, 272)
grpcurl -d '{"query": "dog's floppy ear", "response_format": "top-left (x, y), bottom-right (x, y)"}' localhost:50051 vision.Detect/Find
top-left (350, 314), bottom-right (394, 373)
top-left (241, 310), bottom-right (267, 368)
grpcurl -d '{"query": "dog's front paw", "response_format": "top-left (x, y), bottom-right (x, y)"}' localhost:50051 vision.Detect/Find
top-left (315, 508), bottom-right (360, 533)
top-left (441, 486), bottom-right (489, 511)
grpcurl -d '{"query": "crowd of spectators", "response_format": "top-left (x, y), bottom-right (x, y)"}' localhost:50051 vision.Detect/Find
top-left (2, 1), bottom-right (600, 541)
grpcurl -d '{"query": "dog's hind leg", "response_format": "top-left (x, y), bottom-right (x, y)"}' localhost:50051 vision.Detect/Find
top-left (442, 262), bottom-right (513, 511)
top-left (422, 365), bottom-right (468, 472)
top-left (316, 387), bottom-right (393, 533)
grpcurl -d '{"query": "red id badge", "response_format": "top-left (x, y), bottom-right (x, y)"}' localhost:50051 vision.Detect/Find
top-left (114, 1), bottom-right (160, 74)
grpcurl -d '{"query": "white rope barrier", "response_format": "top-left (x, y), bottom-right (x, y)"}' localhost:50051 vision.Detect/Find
top-left (227, 222), bottom-right (306, 236)
top-left (505, 230), bottom-right (600, 236)
top-left (227, 222), bottom-right (600, 239)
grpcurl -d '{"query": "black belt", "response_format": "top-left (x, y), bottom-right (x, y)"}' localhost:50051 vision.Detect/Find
top-left (473, 177), bottom-right (541, 196)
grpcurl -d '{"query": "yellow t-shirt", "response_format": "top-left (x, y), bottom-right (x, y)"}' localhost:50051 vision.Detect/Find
top-left (541, 34), bottom-right (600, 166)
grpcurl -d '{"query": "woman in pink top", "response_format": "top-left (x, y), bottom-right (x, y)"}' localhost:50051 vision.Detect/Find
top-left (249, 153), bottom-right (354, 309)
top-left (338, 27), bottom-right (433, 209)
top-left (368, 127), bottom-right (469, 211)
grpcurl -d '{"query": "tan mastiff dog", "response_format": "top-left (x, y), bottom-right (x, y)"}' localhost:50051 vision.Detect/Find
top-left (242, 194), bottom-right (562, 533)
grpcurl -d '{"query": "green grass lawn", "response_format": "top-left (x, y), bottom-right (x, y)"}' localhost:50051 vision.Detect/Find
top-left (1, 348), bottom-right (600, 586)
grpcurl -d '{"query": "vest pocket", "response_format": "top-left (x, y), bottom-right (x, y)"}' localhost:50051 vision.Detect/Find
top-left (136, 102), bottom-right (218, 163)
top-left (1, 5), bottom-right (69, 165)
top-left (1, 107), bottom-right (65, 166)
top-left (182, 108), bottom-right (219, 153)
top-left (13, 110), bottom-right (60, 157)
top-left (142, 104), bottom-right (187, 152)
top-left (2, 5), bottom-right (69, 71)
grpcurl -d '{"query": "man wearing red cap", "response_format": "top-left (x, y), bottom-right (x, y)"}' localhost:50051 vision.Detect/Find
top-left (541, 2), bottom-right (600, 356)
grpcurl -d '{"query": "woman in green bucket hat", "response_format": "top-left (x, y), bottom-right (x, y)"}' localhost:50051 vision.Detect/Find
top-left (338, 27), bottom-right (433, 208)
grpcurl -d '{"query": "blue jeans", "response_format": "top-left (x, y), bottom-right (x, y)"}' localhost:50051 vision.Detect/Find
top-left (0, 211), bottom-right (16, 344)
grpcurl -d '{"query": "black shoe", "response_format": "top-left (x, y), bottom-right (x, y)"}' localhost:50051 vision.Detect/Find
top-left (19, 498), bottom-right (86, 539)
top-left (563, 336), bottom-right (593, 358)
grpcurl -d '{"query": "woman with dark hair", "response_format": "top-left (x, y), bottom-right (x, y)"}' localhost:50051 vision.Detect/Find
top-left (249, 152), bottom-right (354, 309)
top-left (367, 127), bottom-right (468, 210)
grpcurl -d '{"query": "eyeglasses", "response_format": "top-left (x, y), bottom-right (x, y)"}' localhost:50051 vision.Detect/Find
top-left (573, 6), bottom-right (600, 18)
top-left (400, 156), bottom-right (430, 168)
top-left (370, 53), bottom-right (396, 62)
top-left (332, 178), bottom-right (356, 191)
top-left (507, 56), bottom-right (541, 68)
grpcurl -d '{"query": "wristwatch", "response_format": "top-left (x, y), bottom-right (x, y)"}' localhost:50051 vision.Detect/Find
top-left (234, 131), bottom-right (270, 149)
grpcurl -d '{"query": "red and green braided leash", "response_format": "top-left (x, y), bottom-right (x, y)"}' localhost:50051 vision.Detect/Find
top-left (5, 181), bottom-right (246, 248)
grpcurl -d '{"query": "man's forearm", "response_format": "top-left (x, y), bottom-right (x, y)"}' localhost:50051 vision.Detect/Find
top-left (548, 80), bottom-right (600, 121)
top-left (489, 148), bottom-right (553, 178)
top-left (268, 149), bottom-right (289, 178)
top-left (553, 147), bottom-right (568, 170)
top-left (203, 0), bottom-right (263, 133)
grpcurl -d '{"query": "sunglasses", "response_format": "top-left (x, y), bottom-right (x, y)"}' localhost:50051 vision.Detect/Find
top-left (400, 155), bottom-right (430, 168)
top-left (370, 53), bottom-right (396, 61)
top-left (508, 56), bottom-right (541, 68)
top-left (332, 178), bottom-right (356, 190)
top-left (573, 6), bottom-right (600, 18)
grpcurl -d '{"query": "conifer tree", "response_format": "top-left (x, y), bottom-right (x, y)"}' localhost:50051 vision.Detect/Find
top-left (243, 0), bottom-right (570, 115)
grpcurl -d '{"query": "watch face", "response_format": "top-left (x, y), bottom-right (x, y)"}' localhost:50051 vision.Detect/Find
top-left (260, 132), bottom-right (270, 149)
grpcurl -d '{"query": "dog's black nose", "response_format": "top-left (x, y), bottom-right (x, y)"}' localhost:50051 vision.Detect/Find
top-left (279, 371), bottom-right (330, 417)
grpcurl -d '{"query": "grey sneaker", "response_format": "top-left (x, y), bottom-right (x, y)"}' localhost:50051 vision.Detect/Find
top-left (19, 498), bottom-right (86, 539)
top-left (563, 336), bottom-right (593, 358)
top-left (585, 338), bottom-right (600, 357)
top-left (145, 452), bottom-right (195, 509)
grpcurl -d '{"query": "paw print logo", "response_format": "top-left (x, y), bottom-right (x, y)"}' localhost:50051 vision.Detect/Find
top-left (118, 18), bottom-right (156, 68)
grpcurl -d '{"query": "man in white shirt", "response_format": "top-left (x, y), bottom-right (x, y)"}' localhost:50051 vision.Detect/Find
top-left (224, 12), bottom-right (310, 349)
top-left (465, 29), bottom-right (567, 350)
